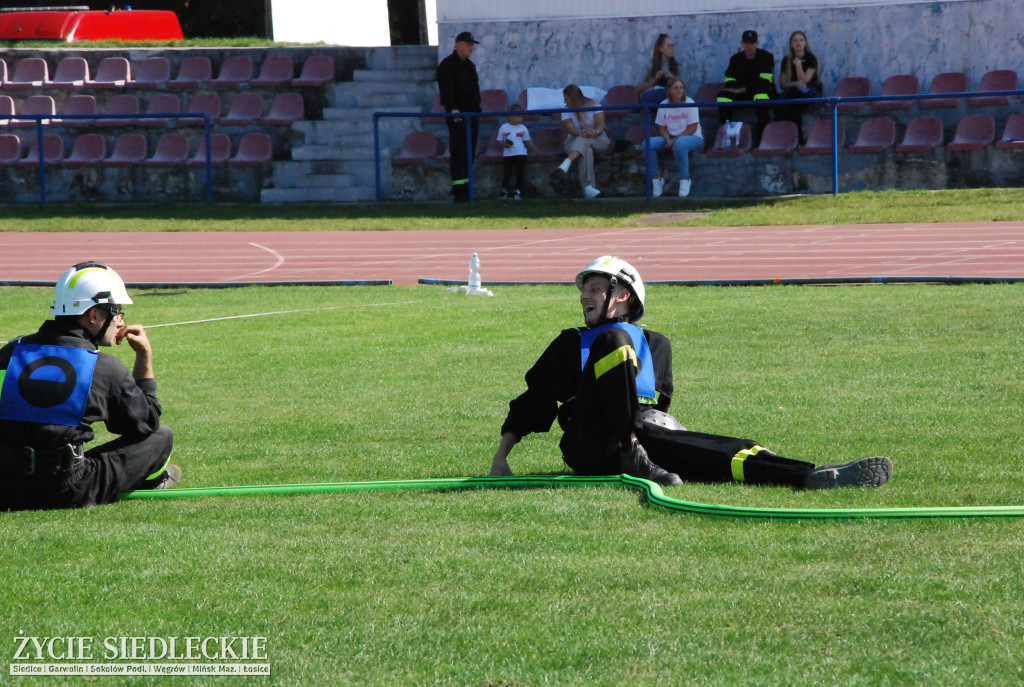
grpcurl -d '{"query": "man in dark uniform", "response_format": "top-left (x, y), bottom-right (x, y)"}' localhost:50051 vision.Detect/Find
top-left (436, 31), bottom-right (482, 203)
top-left (489, 255), bottom-right (893, 490)
top-left (717, 29), bottom-right (778, 133)
top-left (0, 262), bottom-right (179, 511)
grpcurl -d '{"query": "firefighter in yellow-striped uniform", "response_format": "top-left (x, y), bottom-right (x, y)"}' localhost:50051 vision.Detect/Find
top-left (490, 256), bottom-right (893, 489)
top-left (716, 29), bottom-right (778, 135)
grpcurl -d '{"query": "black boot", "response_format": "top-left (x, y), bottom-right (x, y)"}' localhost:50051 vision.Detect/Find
top-left (620, 440), bottom-right (682, 487)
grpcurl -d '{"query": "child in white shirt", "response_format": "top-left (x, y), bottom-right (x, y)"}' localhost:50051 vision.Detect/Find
top-left (497, 104), bottom-right (541, 199)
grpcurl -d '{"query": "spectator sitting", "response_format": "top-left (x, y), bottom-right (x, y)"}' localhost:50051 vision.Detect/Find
top-left (497, 104), bottom-right (542, 200)
top-left (556, 84), bottom-right (611, 199)
top-left (776, 30), bottom-right (822, 143)
top-left (643, 76), bottom-right (703, 198)
top-left (716, 29), bottom-right (778, 134)
top-left (637, 34), bottom-right (679, 106)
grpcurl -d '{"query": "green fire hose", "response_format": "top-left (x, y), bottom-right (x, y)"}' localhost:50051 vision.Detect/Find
top-left (121, 474), bottom-right (1024, 520)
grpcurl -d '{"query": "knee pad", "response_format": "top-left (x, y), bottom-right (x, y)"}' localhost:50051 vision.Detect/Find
top-left (638, 407), bottom-right (686, 432)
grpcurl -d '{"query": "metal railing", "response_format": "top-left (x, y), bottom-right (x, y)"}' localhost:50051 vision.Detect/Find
top-left (373, 86), bottom-right (1024, 202)
top-left (6, 112), bottom-right (215, 207)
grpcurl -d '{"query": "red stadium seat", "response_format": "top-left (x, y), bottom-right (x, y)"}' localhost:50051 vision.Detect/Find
top-left (0, 134), bottom-right (21, 164)
top-left (873, 74), bottom-right (919, 111)
top-left (0, 95), bottom-right (15, 126)
top-left (834, 76), bottom-right (871, 113)
top-left (187, 133), bottom-right (232, 166)
top-left (602, 84), bottom-right (640, 119)
top-left (6, 57), bottom-right (49, 89)
top-left (168, 56), bottom-right (212, 89)
top-left (20, 134), bottom-right (64, 165)
top-left (478, 89), bottom-right (509, 123)
top-left (694, 82), bottom-right (725, 117)
top-left (423, 94), bottom-right (446, 125)
top-left (515, 90), bottom-right (541, 121)
top-left (62, 133), bottom-right (107, 167)
top-left (139, 93), bottom-right (181, 128)
top-left (392, 130), bottom-right (439, 165)
top-left (531, 126), bottom-right (567, 162)
top-left (922, 72), bottom-right (967, 109)
top-left (705, 122), bottom-right (752, 157)
top-left (292, 55), bottom-right (335, 87)
top-left (56, 94), bottom-right (98, 128)
top-left (798, 119), bottom-right (846, 154)
top-left (228, 132), bottom-right (272, 166)
top-left (144, 133), bottom-right (190, 167)
top-left (221, 93), bottom-right (264, 126)
top-left (995, 113), bottom-right (1024, 150)
top-left (130, 57), bottom-right (171, 89)
top-left (51, 57), bottom-right (90, 88)
top-left (752, 120), bottom-right (799, 156)
top-left (180, 93), bottom-right (222, 127)
top-left (259, 92), bottom-right (304, 125)
top-left (477, 129), bottom-right (506, 163)
top-left (946, 114), bottom-right (995, 150)
top-left (970, 70), bottom-right (1019, 107)
top-left (848, 117), bottom-right (895, 153)
top-left (95, 94), bottom-right (140, 127)
top-left (103, 133), bottom-right (148, 167)
top-left (0, 58), bottom-right (8, 86)
top-left (211, 55), bottom-right (253, 88)
top-left (894, 116), bottom-right (944, 153)
top-left (11, 95), bottom-right (56, 128)
top-left (91, 57), bottom-right (130, 88)
top-left (251, 56), bottom-right (294, 88)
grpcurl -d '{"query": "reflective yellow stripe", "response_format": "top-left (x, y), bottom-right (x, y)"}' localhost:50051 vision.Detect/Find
top-left (724, 76), bottom-right (736, 83)
top-left (145, 456), bottom-right (172, 481)
top-left (717, 96), bottom-right (734, 102)
top-left (594, 345), bottom-right (636, 380)
top-left (753, 93), bottom-right (770, 100)
top-left (68, 267), bottom-right (106, 288)
top-left (731, 445), bottom-right (766, 482)
top-left (759, 73), bottom-right (774, 82)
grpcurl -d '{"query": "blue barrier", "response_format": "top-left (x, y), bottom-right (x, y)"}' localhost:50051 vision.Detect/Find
top-left (373, 86), bottom-right (1024, 203)
top-left (7, 112), bottom-right (214, 207)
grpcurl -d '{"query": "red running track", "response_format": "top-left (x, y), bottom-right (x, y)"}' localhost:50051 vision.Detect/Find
top-left (1, 222), bottom-right (1022, 286)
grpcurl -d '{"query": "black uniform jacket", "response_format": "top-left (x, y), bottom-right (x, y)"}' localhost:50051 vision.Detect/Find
top-left (725, 48), bottom-right (777, 93)
top-left (501, 326), bottom-right (674, 439)
top-left (436, 51), bottom-right (481, 113)
top-left (0, 319), bottom-right (162, 451)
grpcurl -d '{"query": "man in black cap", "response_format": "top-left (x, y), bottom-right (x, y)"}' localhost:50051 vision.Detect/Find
top-left (716, 29), bottom-right (777, 134)
top-left (436, 31), bottom-right (482, 203)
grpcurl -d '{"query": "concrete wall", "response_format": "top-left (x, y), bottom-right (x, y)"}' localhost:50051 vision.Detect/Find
top-left (438, 0), bottom-right (1021, 99)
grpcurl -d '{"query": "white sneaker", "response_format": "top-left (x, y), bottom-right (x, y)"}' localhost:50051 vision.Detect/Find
top-left (583, 185), bottom-right (601, 199)
top-left (558, 158), bottom-right (571, 173)
top-left (651, 178), bottom-right (664, 197)
top-left (678, 178), bottom-right (692, 197)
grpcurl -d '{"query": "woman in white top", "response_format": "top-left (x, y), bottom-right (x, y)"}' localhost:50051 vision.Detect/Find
top-left (557, 84), bottom-right (611, 199)
top-left (643, 76), bottom-right (703, 197)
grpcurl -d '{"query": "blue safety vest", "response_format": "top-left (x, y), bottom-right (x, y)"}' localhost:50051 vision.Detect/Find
top-left (0, 343), bottom-right (98, 427)
top-left (578, 323), bottom-right (657, 404)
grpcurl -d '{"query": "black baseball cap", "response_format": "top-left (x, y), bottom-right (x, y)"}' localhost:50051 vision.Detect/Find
top-left (456, 31), bottom-right (479, 44)
top-left (741, 30), bottom-right (758, 44)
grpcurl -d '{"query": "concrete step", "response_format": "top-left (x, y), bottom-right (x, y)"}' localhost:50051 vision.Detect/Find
top-left (322, 105), bottom-right (415, 121)
top-left (352, 68), bottom-right (436, 83)
top-left (292, 145), bottom-right (387, 161)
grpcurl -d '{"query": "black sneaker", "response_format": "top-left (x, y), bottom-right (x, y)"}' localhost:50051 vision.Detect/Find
top-left (154, 464), bottom-right (182, 489)
top-left (499, 188), bottom-right (509, 199)
top-left (620, 441), bottom-right (683, 486)
top-left (805, 456), bottom-right (892, 489)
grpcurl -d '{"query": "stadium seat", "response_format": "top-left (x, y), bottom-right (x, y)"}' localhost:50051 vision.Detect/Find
top-left (970, 69), bottom-right (1019, 107)
top-left (834, 76), bottom-right (871, 113)
top-left (0, 134), bottom-right (21, 164)
top-left (221, 92), bottom-right (264, 125)
top-left (94, 94), bottom-right (140, 127)
top-left (0, 58), bottom-right (8, 86)
top-left (168, 56), bottom-right (212, 89)
top-left (139, 93), bottom-right (182, 127)
top-left (62, 133), bottom-right (107, 167)
top-left (476, 129), bottom-right (507, 163)
top-left (946, 114), bottom-right (995, 150)
top-left (211, 55), bottom-right (253, 88)
top-left (922, 72), bottom-right (967, 109)
top-left (531, 126), bottom-right (567, 161)
top-left (392, 130), bottom-right (439, 165)
top-left (0, 95), bottom-right (15, 126)
top-left (894, 116), bottom-right (944, 153)
top-left (228, 132), bottom-right (273, 166)
top-left (291, 55), bottom-right (335, 87)
top-left (994, 113), bottom-right (1024, 150)
top-left (180, 93), bottom-right (222, 127)
top-left (873, 74), bottom-right (919, 111)
top-left (259, 92), bottom-right (305, 125)
top-left (19, 134), bottom-right (64, 165)
top-left (5, 57), bottom-right (49, 89)
top-left (752, 120), bottom-right (799, 156)
top-left (103, 133), bottom-right (148, 167)
top-left (11, 95), bottom-right (56, 128)
top-left (50, 57), bottom-right (90, 88)
top-left (798, 119), bottom-right (846, 154)
top-left (695, 82), bottom-right (725, 117)
top-left (187, 132), bottom-right (232, 167)
top-left (848, 117), bottom-right (895, 153)
top-left (144, 133), bottom-right (190, 167)
top-left (56, 94), bottom-right (98, 128)
top-left (130, 57), bottom-right (171, 89)
top-left (251, 55), bottom-right (294, 88)
top-left (705, 122), bottom-right (752, 157)
top-left (91, 57), bottom-right (130, 88)
top-left (602, 84), bottom-right (640, 119)
top-left (423, 94), bottom-right (446, 125)
top-left (478, 89), bottom-right (509, 123)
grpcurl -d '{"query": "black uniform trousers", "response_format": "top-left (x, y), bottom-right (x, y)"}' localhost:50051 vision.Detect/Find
top-left (447, 116), bottom-right (480, 200)
top-left (0, 425), bottom-right (174, 511)
top-left (558, 327), bottom-right (813, 487)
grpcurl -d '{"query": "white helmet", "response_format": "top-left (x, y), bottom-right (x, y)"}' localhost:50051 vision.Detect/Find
top-left (575, 255), bottom-right (646, 321)
top-left (50, 262), bottom-right (133, 317)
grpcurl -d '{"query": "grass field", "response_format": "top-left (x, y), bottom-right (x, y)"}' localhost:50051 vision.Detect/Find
top-left (2, 278), bottom-right (1022, 685)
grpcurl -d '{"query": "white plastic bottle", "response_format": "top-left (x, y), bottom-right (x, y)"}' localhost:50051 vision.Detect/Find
top-left (469, 253), bottom-right (482, 290)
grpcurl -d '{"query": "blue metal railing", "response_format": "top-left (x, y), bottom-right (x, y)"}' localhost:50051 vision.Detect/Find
top-left (373, 86), bottom-right (1024, 203)
top-left (7, 112), bottom-right (215, 207)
